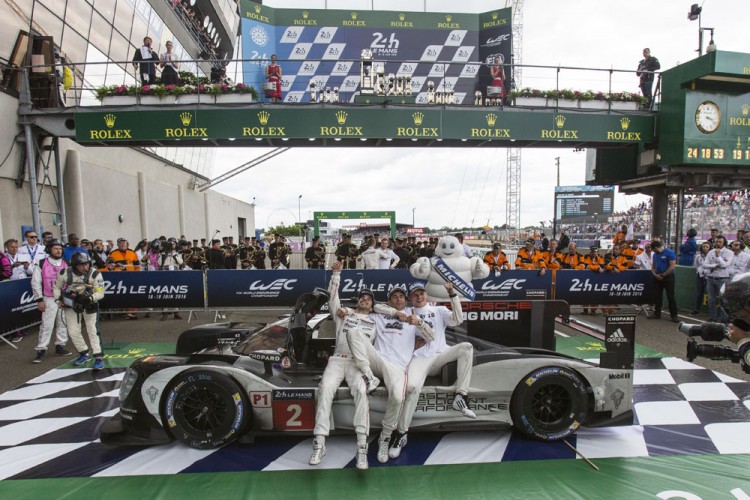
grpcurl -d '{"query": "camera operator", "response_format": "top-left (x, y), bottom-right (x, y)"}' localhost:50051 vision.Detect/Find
top-left (54, 252), bottom-right (106, 371)
top-left (723, 272), bottom-right (750, 372)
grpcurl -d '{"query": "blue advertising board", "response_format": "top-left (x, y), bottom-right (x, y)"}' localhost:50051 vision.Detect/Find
top-left (0, 279), bottom-right (41, 334)
top-left (473, 270), bottom-right (553, 300)
top-left (555, 270), bottom-right (656, 305)
top-left (100, 271), bottom-right (205, 309)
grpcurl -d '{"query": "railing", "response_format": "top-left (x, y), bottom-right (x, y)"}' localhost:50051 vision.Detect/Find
top-left (15, 56), bottom-right (657, 109)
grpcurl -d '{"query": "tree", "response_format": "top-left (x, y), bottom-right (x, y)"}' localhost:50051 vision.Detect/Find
top-left (265, 224), bottom-right (302, 237)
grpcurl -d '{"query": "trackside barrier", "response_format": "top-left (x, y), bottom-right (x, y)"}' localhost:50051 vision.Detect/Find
top-left (0, 269), bottom-right (658, 334)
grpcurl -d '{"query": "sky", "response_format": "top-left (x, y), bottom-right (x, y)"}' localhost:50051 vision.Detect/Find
top-left (210, 0), bottom-right (746, 232)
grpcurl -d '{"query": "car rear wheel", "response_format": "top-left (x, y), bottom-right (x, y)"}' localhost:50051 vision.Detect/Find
top-left (162, 369), bottom-right (251, 449)
top-left (510, 366), bottom-right (588, 441)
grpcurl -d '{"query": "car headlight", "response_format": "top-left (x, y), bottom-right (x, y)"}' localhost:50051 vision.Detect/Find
top-left (119, 367), bottom-right (139, 402)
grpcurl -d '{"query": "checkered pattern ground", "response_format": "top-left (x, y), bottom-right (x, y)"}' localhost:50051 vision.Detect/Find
top-left (0, 357), bottom-right (747, 479)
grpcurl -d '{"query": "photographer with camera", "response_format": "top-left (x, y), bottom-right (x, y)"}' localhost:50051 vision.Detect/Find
top-left (53, 252), bottom-right (106, 371)
top-left (681, 272), bottom-right (750, 374)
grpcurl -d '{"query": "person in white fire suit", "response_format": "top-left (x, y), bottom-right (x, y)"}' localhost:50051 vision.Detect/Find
top-left (309, 261), bottom-right (379, 470)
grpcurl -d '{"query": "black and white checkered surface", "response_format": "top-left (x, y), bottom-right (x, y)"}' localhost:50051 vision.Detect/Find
top-left (0, 358), bottom-right (749, 479)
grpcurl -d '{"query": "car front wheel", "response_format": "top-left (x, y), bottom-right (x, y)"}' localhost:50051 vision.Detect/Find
top-left (510, 366), bottom-right (588, 441)
top-left (162, 369), bottom-right (251, 449)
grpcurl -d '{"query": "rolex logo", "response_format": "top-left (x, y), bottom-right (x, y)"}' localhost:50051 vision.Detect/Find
top-left (180, 112), bottom-right (193, 127)
top-left (554, 114), bottom-right (566, 128)
top-left (258, 110), bottom-right (270, 125)
top-left (336, 111), bottom-right (348, 124)
top-left (351, 12), bottom-right (358, 20)
top-left (620, 117), bottom-right (631, 130)
top-left (742, 104), bottom-right (750, 116)
top-left (446, 15), bottom-right (453, 22)
top-left (302, 10), bottom-right (309, 19)
top-left (399, 13), bottom-right (405, 21)
top-left (486, 113), bottom-right (497, 127)
top-left (103, 114), bottom-right (116, 129)
top-left (254, 4), bottom-right (261, 13)
top-left (492, 12), bottom-right (498, 20)
top-left (412, 112), bottom-right (424, 126)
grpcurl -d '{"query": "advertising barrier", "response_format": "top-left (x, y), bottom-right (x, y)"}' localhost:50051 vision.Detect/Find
top-left (555, 270), bottom-right (656, 305)
top-left (100, 271), bottom-right (205, 309)
top-left (0, 269), bottom-right (658, 318)
top-left (0, 279), bottom-right (41, 334)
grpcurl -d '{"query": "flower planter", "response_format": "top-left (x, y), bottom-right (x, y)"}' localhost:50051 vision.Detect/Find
top-left (101, 95), bottom-right (137, 106)
top-left (214, 93), bottom-right (255, 104)
top-left (579, 100), bottom-right (610, 110)
top-left (610, 101), bottom-right (639, 111)
top-left (555, 98), bottom-right (578, 109)
top-left (139, 95), bottom-right (175, 105)
top-left (176, 94), bottom-right (206, 104)
top-left (514, 96), bottom-right (547, 107)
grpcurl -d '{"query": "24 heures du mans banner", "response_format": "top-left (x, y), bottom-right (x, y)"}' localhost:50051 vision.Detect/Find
top-left (75, 108), bottom-right (654, 144)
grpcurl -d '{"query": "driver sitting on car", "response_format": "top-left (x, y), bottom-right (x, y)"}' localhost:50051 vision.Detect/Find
top-left (309, 261), bottom-right (378, 470)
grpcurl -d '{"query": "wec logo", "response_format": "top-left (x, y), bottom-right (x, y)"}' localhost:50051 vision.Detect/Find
top-left (20, 291), bottom-right (36, 305)
top-left (249, 279), bottom-right (298, 291)
top-left (486, 34), bottom-right (510, 45)
top-left (481, 279), bottom-right (526, 291)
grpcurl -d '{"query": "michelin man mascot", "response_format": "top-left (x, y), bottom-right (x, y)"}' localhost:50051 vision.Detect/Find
top-left (410, 235), bottom-right (490, 301)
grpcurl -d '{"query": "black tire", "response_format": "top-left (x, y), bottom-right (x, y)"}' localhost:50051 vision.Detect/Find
top-left (510, 366), bottom-right (588, 441)
top-left (161, 369), bottom-right (251, 449)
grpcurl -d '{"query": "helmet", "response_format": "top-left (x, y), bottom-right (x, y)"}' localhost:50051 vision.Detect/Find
top-left (721, 272), bottom-right (750, 316)
top-left (150, 239), bottom-right (162, 250)
top-left (46, 239), bottom-right (64, 253)
top-left (178, 239), bottom-right (190, 247)
top-left (167, 237), bottom-right (178, 245)
top-left (70, 251), bottom-right (91, 266)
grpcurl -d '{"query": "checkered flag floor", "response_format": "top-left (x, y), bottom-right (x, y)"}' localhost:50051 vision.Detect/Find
top-left (0, 357), bottom-right (748, 479)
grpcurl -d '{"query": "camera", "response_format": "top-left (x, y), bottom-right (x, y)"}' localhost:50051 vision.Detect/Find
top-left (679, 321), bottom-right (740, 364)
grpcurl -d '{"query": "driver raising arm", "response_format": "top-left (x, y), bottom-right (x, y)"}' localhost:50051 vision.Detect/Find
top-left (309, 261), bottom-right (377, 470)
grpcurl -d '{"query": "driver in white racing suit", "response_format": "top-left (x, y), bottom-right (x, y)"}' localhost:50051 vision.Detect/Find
top-left (388, 281), bottom-right (476, 458)
top-left (309, 261), bottom-right (379, 470)
top-left (344, 285), bottom-right (436, 463)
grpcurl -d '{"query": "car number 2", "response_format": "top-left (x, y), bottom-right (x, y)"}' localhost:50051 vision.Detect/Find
top-left (272, 399), bottom-right (315, 430)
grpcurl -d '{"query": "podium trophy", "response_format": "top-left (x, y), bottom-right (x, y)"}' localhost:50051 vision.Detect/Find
top-left (359, 49), bottom-right (374, 95)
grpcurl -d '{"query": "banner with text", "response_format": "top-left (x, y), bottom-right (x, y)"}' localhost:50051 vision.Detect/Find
top-left (555, 270), bottom-right (656, 305)
top-left (100, 271), bottom-right (205, 309)
top-left (473, 270), bottom-right (553, 300)
top-left (0, 279), bottom-right (41, 334)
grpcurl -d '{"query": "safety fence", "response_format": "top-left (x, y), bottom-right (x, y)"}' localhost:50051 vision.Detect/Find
top-left (0, 268), bottom-right (661, 337)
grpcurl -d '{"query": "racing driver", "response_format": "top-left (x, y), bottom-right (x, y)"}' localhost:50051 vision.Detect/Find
top-left (345, 285), bottom-right (436, 463)
top-left (309, 261), bottom-right (379, 470)
top-left (389, 281), bottom-right (477, 459)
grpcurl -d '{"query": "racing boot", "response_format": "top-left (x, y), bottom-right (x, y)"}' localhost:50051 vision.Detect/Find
top-left (376, 432), bottom-right (391, 464)
top-left (73, 352), bottom-right (91, 366)
top-left (388, 432), bottom-right (408, 459)
top-left (452, 393), bottom-right (477, 419)
top-left (355, 443), bottom-right (369, 470)
top-left (309, 436), bottom-right (326, 466)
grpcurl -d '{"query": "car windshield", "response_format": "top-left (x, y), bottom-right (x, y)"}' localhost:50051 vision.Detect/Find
top-left (233, 318), bottom-right (289, 355)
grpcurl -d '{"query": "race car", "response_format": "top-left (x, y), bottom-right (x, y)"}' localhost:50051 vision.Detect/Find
top-left (101, 288), bottom-right (634, 449)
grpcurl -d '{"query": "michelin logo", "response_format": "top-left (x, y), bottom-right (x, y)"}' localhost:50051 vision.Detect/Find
top-left (481, 279), bottom-right (526, 291)
top-left (607, 328), bottom-right (629, 344)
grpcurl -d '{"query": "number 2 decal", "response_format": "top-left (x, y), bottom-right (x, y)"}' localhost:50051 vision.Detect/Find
top-left (286, 404), bottom-right (302, 427)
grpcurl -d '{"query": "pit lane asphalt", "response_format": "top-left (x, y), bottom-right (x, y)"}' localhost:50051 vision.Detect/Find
top-left (1, 305), bottom-right (747, 395)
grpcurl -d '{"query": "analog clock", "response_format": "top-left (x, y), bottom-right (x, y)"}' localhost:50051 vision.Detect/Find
top-left (695, 101), bottom-right (721, 134)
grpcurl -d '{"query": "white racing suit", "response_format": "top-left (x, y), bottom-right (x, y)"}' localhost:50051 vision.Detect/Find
top-left (398, 296), bottom-right (473, 433)
top-left (53, 268), bottom-right (105, 356)
top-left (347, 304), bottom-right (435, 435)
top-left (313, 271), bottom-right (375, 437)
top-left (32, 257), bottom-right (69, 351)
